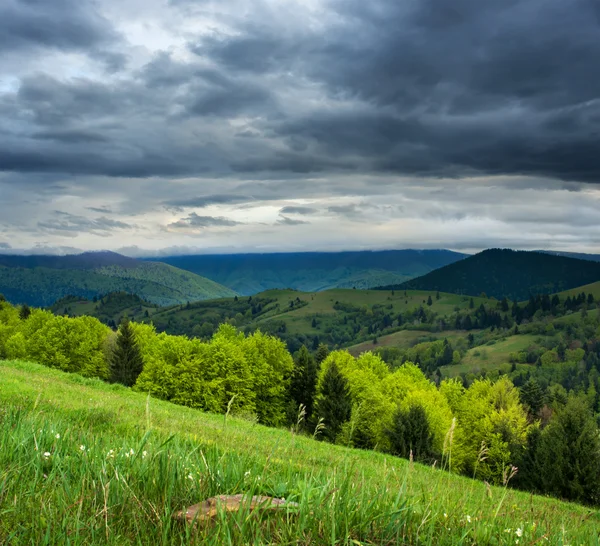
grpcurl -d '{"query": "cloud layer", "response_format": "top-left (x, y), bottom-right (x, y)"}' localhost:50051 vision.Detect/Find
top-left (1, 0), bottom-right (599, 254)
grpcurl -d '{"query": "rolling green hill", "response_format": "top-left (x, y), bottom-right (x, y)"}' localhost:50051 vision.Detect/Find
top-left (152, 249), bottom-right (467, 295)
top-left (0, 251), bottom-right (235, 306)
top-left (1, 359), bottom-right (598, 545)
top-left (384, 248), bottom-right (600, 300)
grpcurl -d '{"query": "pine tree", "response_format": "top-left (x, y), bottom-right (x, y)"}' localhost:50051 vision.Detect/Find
top-left (427, 295), bottom-right (433, 306)
top-left (537, 396), bottom-right (600, 505)
top-left (110, 320), bottom-right (144, 387)
top-left (315, 343), bottom-right (329, 365)
top-left (387, 405), bottom-right (435, 462)
top-left (290, 345), bottom-right (318, 421)
top-left (520, 379), bottom-right (545, 417)
top-left (316, 362), bottom-right (351, 442)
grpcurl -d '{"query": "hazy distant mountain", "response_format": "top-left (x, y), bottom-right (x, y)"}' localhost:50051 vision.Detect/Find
top-left (152, 249), bottom-right (467, 295)
top-left (536, 250), bottom-right (600, 263)
top-left (0, 251), bottom-right (235, 307)
top-left (381, 249), bottom-right (600, 300)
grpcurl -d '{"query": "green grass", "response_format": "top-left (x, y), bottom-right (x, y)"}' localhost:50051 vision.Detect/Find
top-left (557, 281), bottom-right (600, 300)
top-left (1, 360), bottom-right (599, 545)
top-left (346, 330), bottom-right (470, 357)
top-left (441, 335), bottom-right (538, 377)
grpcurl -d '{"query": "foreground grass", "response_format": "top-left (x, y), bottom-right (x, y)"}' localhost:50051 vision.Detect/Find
top-left (1, 360), bottom-right (599, 545)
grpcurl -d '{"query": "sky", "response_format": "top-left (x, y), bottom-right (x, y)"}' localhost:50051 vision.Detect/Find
top-left (1, 0), bottom-right (600, 256)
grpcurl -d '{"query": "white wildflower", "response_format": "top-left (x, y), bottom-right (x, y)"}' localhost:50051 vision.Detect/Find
top-left (55, 434), bottom-right (60, 439)
top-left (142, 451), bottom-right (147, 459)
top-left (43, 452), bottom-right (51, 459)
top-left (465, 515), bottom-right (471, 523)
top-left (80, 445), bottom-right (86, 452)
top-left (515, 528), bottom-right (523, 537)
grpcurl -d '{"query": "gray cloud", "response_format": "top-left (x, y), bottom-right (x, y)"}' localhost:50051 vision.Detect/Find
top-left (0, 242), bottom-right (11, 249)
top-left (276, 215), bottom-right (310, 226)
top-left (1, 0), bottom-right (600, 253)
top-left (164, 194), bottom-right (253, 209)
top-left (279, 206), bottom-right (318, 215)
top-left (37, 211), bottom-right (133, 237)
top-left (167, 213), bottom-right (243, 229)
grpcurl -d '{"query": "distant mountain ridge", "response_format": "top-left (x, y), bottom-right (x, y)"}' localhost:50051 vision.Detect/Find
top-left (0, 251), bottom-right (235, 307)
top-left (380, 249), bottom-right (600, 300)
top-left (150, 249), bottom-right (467, 295)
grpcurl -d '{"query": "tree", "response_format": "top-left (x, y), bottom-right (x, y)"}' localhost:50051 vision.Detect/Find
top-left (290, 345), bottom-right (318, 421)
top-left (427, 295), bottom-right (433, 306)
top-left (110, 319), bottom-right (144, 387)
top-left (436, 291), bottom-right (440, 300)
top-left (315, 362), bottom-right (352, 442)
top-left (537, 396), bottom-right (600, 506)
top-left (520, 379), bottom-right (545, 417)
top-left (387, 404), bottom-right (436, 462)
top-left (469, 298), bottom-right (474, 309)
top-left (315, 343), bottom-right (329, 365)
top-left (19, 304), bottom-right (31, 320)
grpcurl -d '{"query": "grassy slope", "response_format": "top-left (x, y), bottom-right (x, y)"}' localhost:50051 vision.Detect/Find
top-left (557, 281), bottom-right (600, 300)
top-left (1, 360), bottom-right (598, 545)
top-left (250, 289), bottom-right (488, 336)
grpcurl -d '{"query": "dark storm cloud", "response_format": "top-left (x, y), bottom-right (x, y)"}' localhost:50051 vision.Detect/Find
top-left (168, 213), bottom-right (243, 229)
top-left (279, 206), bottom-right (318, 215)
top-left (1, 0), bottom-right (600, 196)
top-left (0, 0), bottom-right (122, 65)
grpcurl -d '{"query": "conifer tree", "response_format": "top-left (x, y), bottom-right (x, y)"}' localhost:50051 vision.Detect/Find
top-left (315, 343), bottom-right (329, 365)
top-left (427, 295), bottom-right (433, 306)
top-left (110, 319), bottom-right (144, 387)
top-left (387, 404), bottom-right (435, 462)
top-left (290, 345), bottom-right (318, 420)
top-left (316, 362), bottom-right (351, 442)
top-left (537, 396), bottom-right (600, 505)
top-left (520, 379), bottom-right (545, 417)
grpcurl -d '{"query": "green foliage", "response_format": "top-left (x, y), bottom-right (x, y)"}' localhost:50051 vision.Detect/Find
top-left (536, 396), bottom-right (600, 506)
top-left (290, 345), bottom-right (318, 421)
top-left (110, 320), bottom-right (144, 387)
top-left (315, 362), bottom-right (352, 442)
top-left (387, 404), bottom-right (436, 462)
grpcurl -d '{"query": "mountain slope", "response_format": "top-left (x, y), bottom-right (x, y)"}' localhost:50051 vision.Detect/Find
top-left (381, 249), bottom-right (600, 300)
top-left (0, 251), bottom-right (235, 306)
top-left (152, 249), bottom-right (467, 295)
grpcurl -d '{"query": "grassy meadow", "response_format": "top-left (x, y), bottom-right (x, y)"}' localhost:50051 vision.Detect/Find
top-left (1, 359), bottom-right (599, 545)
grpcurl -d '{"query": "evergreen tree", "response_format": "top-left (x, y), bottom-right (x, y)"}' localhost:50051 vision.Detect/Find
top-left (469, 297), bottom-right (474, 309)
top-left (315, 343), bottom-right (329, 365)
top-left (427, 295), bottom-right (433, 306)
top-left (514, 425), bottom-right (542, 492)
top-left (110, 320), bottom-right (144, 387)
top-left (387, 404), bottom-right (436, 462)
top-left (520, 379), bottom-right (545, 417)
top-left (19, 304), bottom-right (31, 320)
top-left (290, 345), bottom-right (318, 421)
top-left (316, 362), bottom-right (351, 442)
top-left (537, 397), bottom-right (600, 506)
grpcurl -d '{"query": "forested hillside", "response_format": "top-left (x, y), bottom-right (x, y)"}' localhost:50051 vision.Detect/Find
top-left (153, 249), bottom-right (466, 294)
top-left (0, 251), bottom-right (235, 306)
top-left (2, 294), bottom-right (600, 513)
top-left (385, 249), bottom-right (600, 300)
